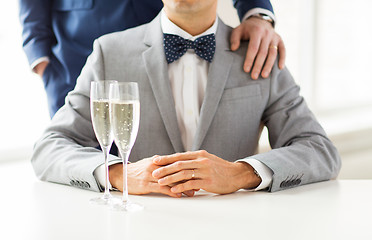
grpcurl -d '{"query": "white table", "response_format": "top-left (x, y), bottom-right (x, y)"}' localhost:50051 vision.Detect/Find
top-left (1, 160), bottom-right (371, 240)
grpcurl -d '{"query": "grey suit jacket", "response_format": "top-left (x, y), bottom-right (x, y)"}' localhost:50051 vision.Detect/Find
top-left (31, 15), bottom-right (341, 193)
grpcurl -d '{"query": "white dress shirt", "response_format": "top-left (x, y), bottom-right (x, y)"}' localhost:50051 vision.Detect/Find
top-left (95, 10), bottom-right (274, 191)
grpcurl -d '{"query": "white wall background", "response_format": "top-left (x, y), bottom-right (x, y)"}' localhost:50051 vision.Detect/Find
top-left (1, 0), bottom-right (371, 177)
top-left (0, 1), bottom-right (50, 162)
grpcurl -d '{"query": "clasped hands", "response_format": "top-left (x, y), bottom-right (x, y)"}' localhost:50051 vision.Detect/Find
top-left (109, 150), bottom-right (262, 198)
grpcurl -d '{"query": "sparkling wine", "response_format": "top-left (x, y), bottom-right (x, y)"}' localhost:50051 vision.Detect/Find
top-left (91, 99), bottom-right (113, 147)
top-left (111, 100), bottom-right (140, 153)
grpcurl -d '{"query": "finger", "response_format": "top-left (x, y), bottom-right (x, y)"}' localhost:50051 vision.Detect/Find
top-left (182, 190), bottom-right (196, 197)
top-left (230, 25), bottom-right (243, 51)
top-left (251, 37), bottom-right (271, 79)
top-left (153, 160), bottom-right (199, 179)
top-left (277, 40), bottom-right (286, 69)
top-left (243, 34), bottom-right (261, 73)
top-left (149, 182), bottom-right (182, 198)
top-left (153, 150), bottom-right (208, 166)
top-left (171, 180), bottom-right (204, 194)
top-left (158, 169), bottom-right (200, 185)
top-left (261, 44), bottom-right (278, 78)
top-left (153, 152), bottom-right (192, 166)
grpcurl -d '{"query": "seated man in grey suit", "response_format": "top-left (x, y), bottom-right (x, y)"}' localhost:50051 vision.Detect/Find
top-left (32, 0), bottom-right (341, 197)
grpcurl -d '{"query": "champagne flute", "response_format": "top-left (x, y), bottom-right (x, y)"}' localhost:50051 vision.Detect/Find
top-left (90, 80), bottom-right (117, 205)
top-left (110, 82), bottom-right (143, 211)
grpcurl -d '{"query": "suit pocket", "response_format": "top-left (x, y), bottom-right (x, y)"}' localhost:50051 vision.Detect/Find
top-left (53, 0), bottom-right (93, 11)
top-left (221, 84), bottom-right (261, 102)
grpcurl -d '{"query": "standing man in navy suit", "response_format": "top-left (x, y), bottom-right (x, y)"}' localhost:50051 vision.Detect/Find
top-left (19, 0), bottom-right (285, 117)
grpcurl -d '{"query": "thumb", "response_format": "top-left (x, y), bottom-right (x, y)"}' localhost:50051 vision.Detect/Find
top-left (230, 25), bottom-right (243, 51)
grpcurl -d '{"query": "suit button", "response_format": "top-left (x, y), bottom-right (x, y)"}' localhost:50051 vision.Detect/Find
top-left (295, 179), bottom-right (301, 185)
top-left (280, 181), bottom-right (287, 188)
top-left (70, 180), bottom-right (75, 186)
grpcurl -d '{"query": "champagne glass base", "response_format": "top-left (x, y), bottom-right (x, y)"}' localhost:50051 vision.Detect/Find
top-left (110, 200), bottom-right (144, 212)
top-left (89, 194), bottom-right (113, 205)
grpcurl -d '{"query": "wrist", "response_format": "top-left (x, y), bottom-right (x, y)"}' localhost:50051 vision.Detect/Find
top-left (108, 163), bottom-right (123, 190)
top-left (33, 61), bottom-right (49, 77)
top-left (234, 162), bottom-right (262, 190)
top-left (248, 13), bottom-right (274, 28)
top-left (241, 8), bottom-right (276, 27)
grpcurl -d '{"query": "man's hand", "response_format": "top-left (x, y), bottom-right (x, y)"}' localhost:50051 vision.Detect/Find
top-left (33, 61), bottom-right (49, 78)
top-left (109, 156), bottom-right (196, 198)
top-left (230, 16), bottom-right (286, 79)
top-left (152, 150), bottom-right (261, 195)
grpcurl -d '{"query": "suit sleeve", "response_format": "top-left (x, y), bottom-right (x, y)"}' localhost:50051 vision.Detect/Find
top-left (232, 0), bottom-right (274, 21)
top-left (18, 0), bottom-right (54, 66)
top-left (31, 40), bottom-right (120, 192)
top-left (244, 64), bottom-right (341, 192)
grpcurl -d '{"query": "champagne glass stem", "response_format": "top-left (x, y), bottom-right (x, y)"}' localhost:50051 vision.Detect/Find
top-left (121, 151), bottom-right (130, 204)
top-left (102, 146), bottom-right (111, 199)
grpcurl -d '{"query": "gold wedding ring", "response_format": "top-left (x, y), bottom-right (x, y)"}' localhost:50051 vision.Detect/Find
top-left (191, 169), bottom-right (195, 179)
top-left (269, 45), bottom-right (278, 50)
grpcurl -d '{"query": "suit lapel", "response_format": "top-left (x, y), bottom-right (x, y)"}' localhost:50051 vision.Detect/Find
top-left (142, 15), bottom-right (184, 153)
top-left (193, 19), bottom-right (234, 150)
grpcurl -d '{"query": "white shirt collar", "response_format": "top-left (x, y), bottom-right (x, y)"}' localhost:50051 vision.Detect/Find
top-left (160, 9), bottom-right (218, 41)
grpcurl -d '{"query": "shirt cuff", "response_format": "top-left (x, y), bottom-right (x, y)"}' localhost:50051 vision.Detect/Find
top-left (236, 158), bottom-right (273, 191)
top-left (31, 56), bottom-right (50, 72)
top-left (93, 159), bottom-right (122, 190)
top-left (242, 8), bottom-right (276, 25)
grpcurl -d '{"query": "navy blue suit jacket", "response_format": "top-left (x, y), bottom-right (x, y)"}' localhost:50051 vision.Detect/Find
top-left (19, 0), bottom-right (273, 117)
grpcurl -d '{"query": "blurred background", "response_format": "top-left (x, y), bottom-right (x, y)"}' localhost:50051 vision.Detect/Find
top-left (1, 0), bottom-right (371, 178)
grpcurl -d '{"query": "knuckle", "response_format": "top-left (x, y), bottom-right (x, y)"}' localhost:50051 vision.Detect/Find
top-left (145, 172), bottom-right (153, 179)
top-left (249, 45), bottom-right (259, 53)
top-left (175, 161), bottom-right (182, 168)
top-left (163, 176), bottom-right (170, 183)
top-left (198, 150), bottom-right (208, 156)
top-left (252, 25), bottom-right (262, 34)
top-left (205, 167), bottom-right (213, 175)
top-left (200, 158), bottom-right (211, 166)
top-left (259, 48), bottom-right (268, 56)
top-left (276, 34), bottom-right (282, 42)
top-left (155, 168), bottom-right (164, 176)
top-left (145, 163), bottom-right (154, 171)
top-left (139, 179), bottom-right (148, 188)
top-left (176, 184), bottom-right (184, 192)
top-left (188, 182), bottom-right (195, 189)
top-left (205, 179), bottom-right (213, 186)
top-left (233, 24), bottom-right (242, 32)
top-left (264, 28), bottom-right (272, 37)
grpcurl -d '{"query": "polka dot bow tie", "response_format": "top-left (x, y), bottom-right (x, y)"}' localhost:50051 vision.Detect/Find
top-left (163, 33), bottom-right (216, 64)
